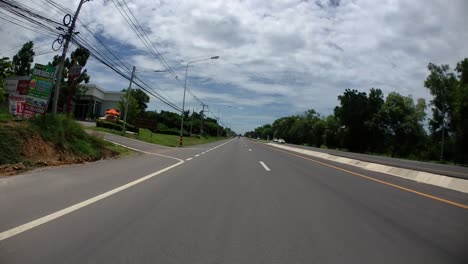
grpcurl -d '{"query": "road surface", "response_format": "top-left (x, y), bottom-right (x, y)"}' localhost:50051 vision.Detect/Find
top-left (280, 142), bottom-right (468, 179)
top-left (1, 137), bottom-right (467, 263)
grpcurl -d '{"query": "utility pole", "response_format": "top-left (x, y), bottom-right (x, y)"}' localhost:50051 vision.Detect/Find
top-left (190, 108), bottom-right (194, 136)
top-left (122, 66), bottom-right (136, 134)
top-left (200, 103), bottom-right (207, 135)
top-left (216, 109), bottom-right (220, 137)
top-left (52, 0), bottom-right (89, 114)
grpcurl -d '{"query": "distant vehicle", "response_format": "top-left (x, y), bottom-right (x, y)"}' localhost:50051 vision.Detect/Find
top-left (278, 139), bottom-right (285, 144)
top-left (256, 137), bottom-right (260, 140)
top-left (273, 138), bottom-right (278, 142)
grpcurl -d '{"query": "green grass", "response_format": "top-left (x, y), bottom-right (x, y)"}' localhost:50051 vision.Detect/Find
top-left (30, 114), bottom-right (103, 158)
top-left (87, 126), bottom-right (227, 147)
top-left (101, 140), bottom-right (134, 157)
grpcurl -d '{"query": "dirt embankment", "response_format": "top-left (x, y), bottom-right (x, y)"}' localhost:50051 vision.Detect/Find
top-left (0, 121), bottom-right (117, 176)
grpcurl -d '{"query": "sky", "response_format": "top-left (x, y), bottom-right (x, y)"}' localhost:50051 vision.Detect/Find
top-left (1, 0), bottom-right (467, 133)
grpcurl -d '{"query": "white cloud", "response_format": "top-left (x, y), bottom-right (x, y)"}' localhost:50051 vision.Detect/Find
top-left (1, 0), bottom-right (467, 133)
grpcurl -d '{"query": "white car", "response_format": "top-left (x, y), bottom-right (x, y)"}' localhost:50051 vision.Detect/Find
top-left (278, 139), bottom-right (285, 144)
top-left (273, 138), bottom-right (278, 142)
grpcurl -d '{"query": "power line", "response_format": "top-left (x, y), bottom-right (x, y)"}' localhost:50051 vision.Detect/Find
top-left (111, 0), bottom-right (206, 106)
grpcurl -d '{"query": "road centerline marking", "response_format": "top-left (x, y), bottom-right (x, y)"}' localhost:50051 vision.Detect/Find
top-left (186, 158), bottom-right (193, 161)
top-left (249, 149), bottom-right (252, 152)
top-left (195, 154), bottom-right (200, 157)
top-left (260, 161), bottom-right (271, 171)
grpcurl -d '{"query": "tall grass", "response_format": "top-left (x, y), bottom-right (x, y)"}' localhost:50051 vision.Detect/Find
top-left (30, 114), bottom-right (102, 158)
top-left (0, 125), bottom-right (21, 164)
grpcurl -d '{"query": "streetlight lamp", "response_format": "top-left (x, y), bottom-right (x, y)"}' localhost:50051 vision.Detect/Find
top-left (179, 56), bottom-right (219, 147)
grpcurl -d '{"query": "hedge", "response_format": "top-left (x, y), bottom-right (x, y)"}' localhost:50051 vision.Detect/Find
top-left (156, 128), bottom-right (189, 137)
top-left (96, 120), bottom-right (139, 134)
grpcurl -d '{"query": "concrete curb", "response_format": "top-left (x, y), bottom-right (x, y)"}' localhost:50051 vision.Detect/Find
top-left (267, 143), bottom-right (468, 194)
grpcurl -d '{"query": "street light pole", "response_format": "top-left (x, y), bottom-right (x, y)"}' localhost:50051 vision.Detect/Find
top-left (200, 103), bottom-right (207, 135)
top-left (52, 0), bottom-right (89, 114)
top-left (179, 56), bottom-right (219, 147)
top-left (190, 108), bottom-right (194, 136)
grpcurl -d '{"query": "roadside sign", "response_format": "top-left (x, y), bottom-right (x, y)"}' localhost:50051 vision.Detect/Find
top-left (23, 64), bottom-right (56, 116)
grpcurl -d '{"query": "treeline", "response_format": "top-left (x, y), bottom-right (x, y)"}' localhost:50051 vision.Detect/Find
top-left (116, 88), bottom-right (232, 137)
top-left (246, 58), bottom-right (468, 165)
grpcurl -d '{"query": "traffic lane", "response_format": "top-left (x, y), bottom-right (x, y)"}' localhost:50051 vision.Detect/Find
top-left (0, 153), bottom-right (177, 232)
top-left (257, 142), bottom-right (468, 205)
top-left (2, 137), bottom-right (467, 264)
top-left (252, 142), bottom-right (468, 262)
top-left (278, 142), bottom-right (468, 179)
top-left (0, 135), bottom-right (252, 263)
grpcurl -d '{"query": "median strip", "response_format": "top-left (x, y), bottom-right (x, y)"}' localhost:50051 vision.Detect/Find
top-left (267, 143), bottom-right (468, 194)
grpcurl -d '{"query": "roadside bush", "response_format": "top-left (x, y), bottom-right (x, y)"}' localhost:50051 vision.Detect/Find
top-left (96, 120), bottom-right (139, 133)
top-left (97, 120), bottom-right (122, 131)
top-left (156, 128), bottom-right (189, 137)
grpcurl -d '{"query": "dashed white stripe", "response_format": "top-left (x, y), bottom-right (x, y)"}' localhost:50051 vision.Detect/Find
top-left (249, 149), bottom-right (252, 152)
top-left (195, 154), bottom-right (200, 157)
top-left (259, 161), bottom-right (271, 171)
top-left (186, 158), bottom-right (193, 161)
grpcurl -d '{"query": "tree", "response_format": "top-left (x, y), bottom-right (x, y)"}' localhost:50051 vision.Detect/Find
top-left (121, 88), bottom-right (149, 113)
top-left (0, 57), bottom-right (13, 102)
top-left (48, 47), bottom-right (91, 113)
top-left (334, 89), bottom-right (370, 152)
top-left (12, 41), bottom-right (34, 76)
top-left (379, 92), bottom-right (427, 157)
top-left (324, 115), bottom-right (341, 148)
top-left (118, 93), bottom-right (140, 125)
top-left (453, 59), bottom-right (468, 163)
top-left (423, 60), bottom-right (468, 162)
top-left (366, 88), bottom-right (385, 152)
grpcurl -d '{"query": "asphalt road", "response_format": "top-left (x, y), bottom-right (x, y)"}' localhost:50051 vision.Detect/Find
top-left (279, 142), bottom-right (468, 179)
top-left (1, 137), bottom-right (467, 263)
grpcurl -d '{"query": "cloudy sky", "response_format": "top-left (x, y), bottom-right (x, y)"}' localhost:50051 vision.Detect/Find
top-left (1, 0), bottom-right (467, 133)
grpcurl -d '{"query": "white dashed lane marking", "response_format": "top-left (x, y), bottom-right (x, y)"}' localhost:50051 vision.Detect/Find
top-left (259, 161), bottom-right (271, 171)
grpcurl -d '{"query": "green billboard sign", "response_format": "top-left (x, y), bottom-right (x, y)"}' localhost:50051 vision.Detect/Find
top-left (23, 64), bottom-right (56, 116)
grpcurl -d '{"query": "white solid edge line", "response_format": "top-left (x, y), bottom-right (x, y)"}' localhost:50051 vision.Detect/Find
top-left (103, 140), bottom-right (183, 162)
top-left (259, 161), bottom-right (271, 171)
top-left (0, 160), bottom-right (184, 241)
top-left (186, 158), bottom-right (193, 161)
top-left (99, 131), bottom-right (172, 148)
top-left (0, 138), bottom-right (237, 241)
